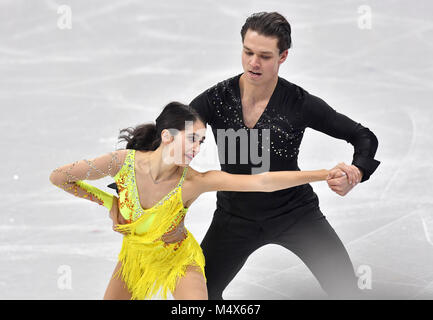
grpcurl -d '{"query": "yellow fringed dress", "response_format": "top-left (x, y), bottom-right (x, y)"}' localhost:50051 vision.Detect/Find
top-left (111, 149), bottom-right (206, 300)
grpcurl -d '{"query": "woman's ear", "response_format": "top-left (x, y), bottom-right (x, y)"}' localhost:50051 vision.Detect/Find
top-left (161, 129), bottom-right (174, 145)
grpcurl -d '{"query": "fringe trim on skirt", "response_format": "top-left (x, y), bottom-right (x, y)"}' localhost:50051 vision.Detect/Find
top-left (113, 230), bottom-right (206, 300)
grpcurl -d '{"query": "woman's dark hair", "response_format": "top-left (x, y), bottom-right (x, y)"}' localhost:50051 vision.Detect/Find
top-left (118, 101), bottom-right (204, 151)
top-left (240, 12), bottom-right (292, 54)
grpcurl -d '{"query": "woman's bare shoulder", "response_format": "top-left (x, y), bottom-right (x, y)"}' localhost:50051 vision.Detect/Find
top-left (184, 166), bottom-right (205, 181)
top-left (182, 167), bottom-right (208, 207)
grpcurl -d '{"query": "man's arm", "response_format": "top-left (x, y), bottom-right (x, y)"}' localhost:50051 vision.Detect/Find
top-left (301, 92), bottom-right (380, 183)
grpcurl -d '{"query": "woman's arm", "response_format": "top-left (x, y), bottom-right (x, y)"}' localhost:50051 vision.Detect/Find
top-left (49, 150), bottom-right (127, 210)
top-left (194, 168), bottom-right (332, 194)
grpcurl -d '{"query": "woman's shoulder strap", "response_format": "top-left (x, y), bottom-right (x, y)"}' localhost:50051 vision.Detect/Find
top-left (179, 166), bottom-right (188, 186)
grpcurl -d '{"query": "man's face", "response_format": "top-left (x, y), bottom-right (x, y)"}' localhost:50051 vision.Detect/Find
top-left (241, 29), bottom-right (288, 85)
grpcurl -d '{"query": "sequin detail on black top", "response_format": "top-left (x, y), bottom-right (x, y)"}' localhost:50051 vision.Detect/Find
top-left (205, 74), bottom-right (306, 164)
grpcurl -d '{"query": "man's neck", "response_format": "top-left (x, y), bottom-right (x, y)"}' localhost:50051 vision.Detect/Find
top-left (239, 73), bottom-right (278, 103)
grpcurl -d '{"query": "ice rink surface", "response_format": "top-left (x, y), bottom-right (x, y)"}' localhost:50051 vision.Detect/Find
top-left (0, 0), bottom-right (432, 299)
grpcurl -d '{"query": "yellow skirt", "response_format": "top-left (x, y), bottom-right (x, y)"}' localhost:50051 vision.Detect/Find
top-left (113, 229), bottom-right (206, 300)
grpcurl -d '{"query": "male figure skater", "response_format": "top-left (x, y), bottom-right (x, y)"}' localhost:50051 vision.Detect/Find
top-left (188, 12), bottom-right (380, 299)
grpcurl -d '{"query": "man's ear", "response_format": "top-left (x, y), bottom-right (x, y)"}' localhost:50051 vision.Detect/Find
top-left (279, 49), bottom-right (288, 64)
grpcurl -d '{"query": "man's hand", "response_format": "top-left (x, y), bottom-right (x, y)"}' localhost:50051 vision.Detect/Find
top-left (109, 196), bottom-right (128, 234)
top-left (327, 163), bottom-right (363, 196)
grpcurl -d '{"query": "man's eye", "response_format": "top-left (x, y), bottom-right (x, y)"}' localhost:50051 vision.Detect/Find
top-left (262, 56), bottom-right (271, 60)
top-left (245, 51), bottom-right (253, 55)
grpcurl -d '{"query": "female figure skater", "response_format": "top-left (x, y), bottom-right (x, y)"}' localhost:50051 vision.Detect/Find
top-left (49, 101), bottom-right (342, 300)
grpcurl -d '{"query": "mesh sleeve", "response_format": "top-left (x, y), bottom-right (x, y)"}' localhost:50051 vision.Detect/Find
top-left (49, 150), bottom-right (127, 210)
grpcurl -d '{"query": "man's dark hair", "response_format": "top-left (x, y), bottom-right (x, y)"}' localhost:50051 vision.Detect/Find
top-left (240, 12), bottom-right (292, 54)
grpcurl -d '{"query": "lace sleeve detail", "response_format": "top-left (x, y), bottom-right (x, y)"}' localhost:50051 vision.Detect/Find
top-left (49, 150), bottom-right (127, 209)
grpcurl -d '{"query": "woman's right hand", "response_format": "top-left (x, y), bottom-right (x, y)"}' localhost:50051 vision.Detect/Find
top-left (326, 162), bottom-right (361, 196)
top-left (109, 196), bottom-right (128, 234)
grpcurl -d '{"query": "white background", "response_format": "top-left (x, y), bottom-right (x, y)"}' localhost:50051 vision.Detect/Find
top-left (1, 0), bottom-right (432, 299)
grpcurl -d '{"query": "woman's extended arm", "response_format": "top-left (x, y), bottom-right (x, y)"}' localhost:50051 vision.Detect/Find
top-left (195, 168), bottom-right (333, 194)
top-left (49, 150), bottom-right (127, 210)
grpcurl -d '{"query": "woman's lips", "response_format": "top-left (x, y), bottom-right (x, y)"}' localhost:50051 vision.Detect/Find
top-left (185, 154), bottom-right (194, 161)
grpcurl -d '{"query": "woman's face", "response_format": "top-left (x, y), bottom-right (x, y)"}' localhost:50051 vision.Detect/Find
top-left (162, 120), bottom-right (206, 166)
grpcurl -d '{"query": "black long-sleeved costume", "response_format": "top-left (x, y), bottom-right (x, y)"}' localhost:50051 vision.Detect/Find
top-left (190, 74), bottom-right (380, 221)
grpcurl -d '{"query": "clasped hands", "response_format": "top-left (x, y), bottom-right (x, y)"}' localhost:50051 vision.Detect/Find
top-left (327, 162), bottom-right (363, 196)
